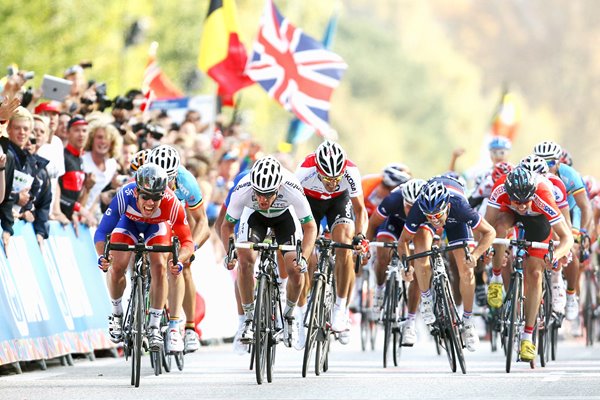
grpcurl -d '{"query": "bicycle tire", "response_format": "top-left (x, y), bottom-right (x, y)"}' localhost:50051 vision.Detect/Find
top-left (393, 280), bottom-right (405, 366)
top-left (360, 273), bottom-right (369, 352)
top-left (151, 349), bottom-right (161, 376)
top-left (132, 275), bottom-right (143, 387)
top-left (550, 322), bottom-right (558, 361)
top-left (584, 276), bottom-right (594, 347)
top-left (162, 347), bottom-right (172, 373)
top-left (442, 278), bottom-right (466, 374)
top-left (302, 278), bottom-right (323, 377)
top-left (254, 275), bottom-right (269, 384)
top-left (382, 272), bottom-right (396, 368)
top-left (539, 275), bottom-right (551, 367)
top-left (175, 351), bottom-right (184, 371)
top-left (266, 281), bottom-right (275, 383)
top-left (316, 279), bottom-right (334, 375)
top-left (505, 274), bottom-right (521, 373)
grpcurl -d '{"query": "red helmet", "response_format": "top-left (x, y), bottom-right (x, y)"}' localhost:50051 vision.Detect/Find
top-left (492, 161), bottom-right (513, 183)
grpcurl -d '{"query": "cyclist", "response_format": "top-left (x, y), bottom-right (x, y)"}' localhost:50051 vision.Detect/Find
top-left (351, 164), bottom-right (410, 310)
top-left (534, 141), bottom-right (594, 321)
top-left (221, 156), bottom-right (317, 350)
top-left (519, 154), bottom-right (570, 313)
top-left (485, 166), bottom-right (574, 360)
top-left (94, 163), bottom-right (195, 351)
top-left (365, 178), bottom-right (426, 345)
top-left (148, 144), bottom-right (210, 353)
top-left (296, 140), bottom-right (369, 345)
top-left (397, 175), bottom-right (496, 351)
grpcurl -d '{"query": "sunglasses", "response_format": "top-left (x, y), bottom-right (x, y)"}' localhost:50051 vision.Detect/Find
top-left (319, 174), bottom-right (343, 184)
top-left (139, 191), bottom-right (163, 202)
top-left (424, 205), bottom-right (448, 220)
top-left (510, 198), bottom-right (532, 206)
top-left (546, 159), bottom-right (558, 168)
top-left (254, 190), bottom-right (277, 199)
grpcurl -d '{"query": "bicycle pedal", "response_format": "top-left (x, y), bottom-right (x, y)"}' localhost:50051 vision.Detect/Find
top-left (401, 343), bottom-right (414, 347)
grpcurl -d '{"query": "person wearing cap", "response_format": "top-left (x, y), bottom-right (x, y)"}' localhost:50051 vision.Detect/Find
top-left (58, 115), bottom-right (94, 225)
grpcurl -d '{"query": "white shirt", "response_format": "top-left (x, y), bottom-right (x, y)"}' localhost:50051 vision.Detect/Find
top-left (81, 152), bottom-right (118, 209)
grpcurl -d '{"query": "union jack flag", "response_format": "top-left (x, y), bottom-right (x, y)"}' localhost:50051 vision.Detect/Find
top-left (245, 0), bottom-right (347, 137)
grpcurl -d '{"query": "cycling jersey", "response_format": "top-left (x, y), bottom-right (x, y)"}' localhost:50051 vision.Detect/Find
top-left (377, 187), bottom-right (408, 220)
top-left (488, 175), bottom-right (563, 225)
top-left (546, 173), bottom-right (569, 209)
top-left (404, 176), bottom-right (481, 244)
top-left (94, 182), bottom-right (194, 253)
top-left (362, 174), bottom-right (384, 216)
top-left (174, 165), bottom-right (203, 210)
top-left (296, 154), bottom-right (362, 200)
top-left (225, 168), bottom-right (313, 224)
top-left (556, 163), bottom-right (586, 209)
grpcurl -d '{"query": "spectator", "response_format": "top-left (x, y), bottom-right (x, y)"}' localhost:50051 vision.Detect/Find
top-left (4, 107), bottom-right (52, 245)
top-left (34, 101), bottom-right (61, 136)
top-left (55, 112), bottom-right (71, 144)
top-left (58, 114), bottom-right (94, 226)
top-left (81, 122), bottom-right (122, 221)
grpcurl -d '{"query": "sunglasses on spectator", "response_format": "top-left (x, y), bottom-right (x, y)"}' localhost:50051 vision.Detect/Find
top-left (319, 174), bottom-right (343, 184)
top-left (546, 159), bottom-right (558, 168)
top-left (254, 189), bottom-right (277, 199)
top-left (424, 206), bottom-right (448, 221)
top-left (138, 191), bottom-right (163, 202)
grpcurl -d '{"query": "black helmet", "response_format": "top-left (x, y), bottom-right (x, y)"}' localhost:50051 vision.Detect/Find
top-left (135, 162), bottom-right (168, 195)
top-left (505, 167), bottom-right (536, 203)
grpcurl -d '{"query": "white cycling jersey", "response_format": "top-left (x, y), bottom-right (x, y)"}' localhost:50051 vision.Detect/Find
top-left (225, 168), bottom-right (314, 224)
top-left (296, 153), bottom-right (363, 200)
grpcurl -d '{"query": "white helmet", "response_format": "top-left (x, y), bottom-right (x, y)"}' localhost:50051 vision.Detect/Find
top-left (251, 156), bottom-right (283, 193)
top-left (315, 141), bottom-right (347, 177)
top-left (148, 144), bottom-right (180, 179)
top-left (401, 179), bottom-right (426, 204)
top-left (533, 141), bottom-right (562, 160)
top-left (382, 164), bottom-right (411, 188)
top-left (519, 154), bottom-right (549, 175)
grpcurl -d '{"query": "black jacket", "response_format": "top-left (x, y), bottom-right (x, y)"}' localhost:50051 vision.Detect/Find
top-left (0, 137), bottom-right (16, 235)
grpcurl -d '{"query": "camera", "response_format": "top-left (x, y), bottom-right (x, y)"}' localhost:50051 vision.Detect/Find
top-left (113, 96), bottom-right (134, 110)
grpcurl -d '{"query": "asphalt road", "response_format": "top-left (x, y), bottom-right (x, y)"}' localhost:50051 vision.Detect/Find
top-left (2, 324), bottom-right (599, 400)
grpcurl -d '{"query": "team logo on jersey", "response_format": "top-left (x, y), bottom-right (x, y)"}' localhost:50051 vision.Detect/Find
top-left (533, 196), bottom-right (559, 218)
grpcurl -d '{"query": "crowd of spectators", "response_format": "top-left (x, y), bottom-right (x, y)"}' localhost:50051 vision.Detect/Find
top-left (0, 65), bottom-right (266, 254)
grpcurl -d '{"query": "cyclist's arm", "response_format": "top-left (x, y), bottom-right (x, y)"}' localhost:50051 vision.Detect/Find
top-left (573, 189), bottom-right (594, 234)
top-left (220, 217), bottom-right (236, 251)
top-left (397, 227), bottom-right (414, 259)
top-left (350, 195), bottom-right (368, 236)
top-left (552, 217), bottom-right (574, 261)
top-left (92, 189), bottom-right (124, 251)
top-left (472, 217), bottom-right (495, 260)
top-left (300, 217), bottom-right (317, 261)
top-left (188, 203), bottom-right (210, 249)
top-left (171, 204), bottom-right (195, 264)
top-left (366, 211), bottom-right (385, 241)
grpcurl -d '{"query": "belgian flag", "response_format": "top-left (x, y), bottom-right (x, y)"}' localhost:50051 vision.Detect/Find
top-left (198, 0), bottom-right (253, 106)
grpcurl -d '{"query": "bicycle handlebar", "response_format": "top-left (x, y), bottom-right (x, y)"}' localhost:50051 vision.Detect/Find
top-left (104, 234), bottom-right (179, 265)
top-left (492, 238), bottom-right (553, 249)
top-left (234, 242), bottom-right (297, 252)
top-left (404, 241), bottom-right (472, 264)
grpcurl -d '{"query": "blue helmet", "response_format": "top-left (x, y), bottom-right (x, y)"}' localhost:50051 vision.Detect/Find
top-left (418, 181), bottom-right (450, 215)
top-left (488, 136), bottom-right (512, 151)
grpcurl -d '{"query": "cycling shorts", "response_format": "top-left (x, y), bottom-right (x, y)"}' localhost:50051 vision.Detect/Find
top-left (110, 216), bottom-right (172, 246)
top-left (307, 190), bottom-right (354, 232)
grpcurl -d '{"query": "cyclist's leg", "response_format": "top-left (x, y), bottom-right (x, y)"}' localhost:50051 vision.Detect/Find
top-left (373, 229), bottom-right (394, 310)
top-left (412, 227), bottom-right (435, 324)
top-left (488, 212), bottom-right (515, 307)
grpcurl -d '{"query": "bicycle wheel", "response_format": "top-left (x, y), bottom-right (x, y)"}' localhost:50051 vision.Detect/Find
top-left (435, 291), bottom-right (456, 372)
top-left (151, 349), bottom-right (161, 376)
top-left (442, 279), bottom-right (466, 374)
top-left (550, 321), bottom-right (558, 361)
top-left (382, 272), bottom-right (396, 368)
top-left (266, 283), bottom-right (276, 383)
top-left (254, 275), bottom-right (269, 384)
top-left (584, 276), bottom-right (594, 347)
top-left (505, 274), bottom-right (521, 373)
top-left (302, 278), bottom-right (323, 377)
top-left (316, 280), bottom-right (334, 375)
top-left (162, 346), bottom-right (172, 373)
top-left (360, 271), bottom-right (370, 352)
top-left (538, 276), bottom-right (551, 367)
top-left (392, 280), bottom-right (406, 367)
top-left (131, 275), bottom-right (143, 387)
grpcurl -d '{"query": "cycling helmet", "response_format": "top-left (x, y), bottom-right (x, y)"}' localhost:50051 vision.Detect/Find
top-left (135, 163), bottom-right (168, 195)
top-left (148, 144), bottom-right (180, 179)
top-left (382, 163), bottom-right (411, 188)
top-left (488, 136), bottom-right (512, 151)
top-left (504, 167), bottom-right (536, 203)
top-left (560, 149), bottom-right (573, 167)
top-left (533, 140), bottom-right (562, 160)
top-left (130, 149), bottom-right (150, 173)
top-left (418, 181), bottom-right (450, 214)
top-left (315, 140), bottom-right (347, 177)
top-left (492, 161), bottom-right (514, 183)
top-left (519, 154), bottom-right (548, 175)
top-left (401, 179), bottom-right (426, 204)
top-left (250, 156), bottom-right (283, 193)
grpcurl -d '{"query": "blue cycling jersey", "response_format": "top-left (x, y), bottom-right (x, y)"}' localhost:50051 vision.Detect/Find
top-left (224, 169), bottom-right (250, 208)
top-left (377, 189), bottom-right (408, 221)
top-left (556, 163), bottom-right (585, 209)
top-left (174, 166), bottom-right (203, 210)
